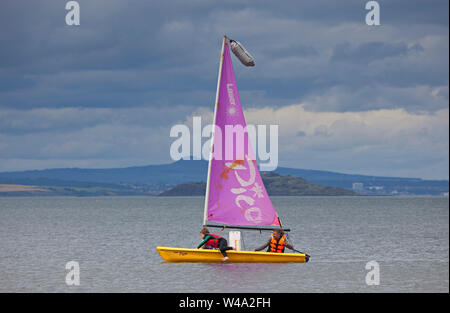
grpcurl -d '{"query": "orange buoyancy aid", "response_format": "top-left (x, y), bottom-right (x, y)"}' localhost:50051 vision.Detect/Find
top-left (268, 233), bottom-right (287, 253)
top-left (204, 233), bottom-right (223, 249)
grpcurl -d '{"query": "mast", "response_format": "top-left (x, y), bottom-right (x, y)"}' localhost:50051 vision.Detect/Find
top-left (203, 35), bottom-right (227, 226)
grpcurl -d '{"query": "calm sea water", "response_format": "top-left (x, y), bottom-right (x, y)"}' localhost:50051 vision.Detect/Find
top-left (0, 196), bottom-right (448, 293)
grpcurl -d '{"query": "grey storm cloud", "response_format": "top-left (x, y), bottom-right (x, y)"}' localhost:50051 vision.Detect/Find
top-left (331, 41), bottom-right (421, 64)
top-left (0, 0), bottom-right (448, 178)
top-left (0, 0), bottom-right (448, 111)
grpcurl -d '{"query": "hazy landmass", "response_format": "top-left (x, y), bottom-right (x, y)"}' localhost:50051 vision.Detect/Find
top-left (159, 172), bottom-right (356, 196)
top-left (0, 160), bottom-right (447, 196)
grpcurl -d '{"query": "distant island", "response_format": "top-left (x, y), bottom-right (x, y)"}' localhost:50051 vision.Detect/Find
top-left (0, 160), bottom-right (448, 196)
top-left (159, 172), bottom-right (356, 196)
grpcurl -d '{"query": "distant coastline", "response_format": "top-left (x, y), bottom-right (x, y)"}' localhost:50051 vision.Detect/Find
top-left (0, 160), bottom-right (448, 197)
top-left (0, 172), bottom-right (357, 197)
top-left (159, 172), bottom-right (356, 196)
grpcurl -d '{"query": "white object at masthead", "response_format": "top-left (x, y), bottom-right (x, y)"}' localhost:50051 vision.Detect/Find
top-left (230, 39), bottom-right (255, 67)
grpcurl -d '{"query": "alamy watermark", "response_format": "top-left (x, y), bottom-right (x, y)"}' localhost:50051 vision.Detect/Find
top-left (169, 116), bottom-right (279, 171)
top-left (65, 1), bottom-right (80, 26)
top-left (365, 260), bottom-right (380, 286)
top-left (65, 261), bottom-right (80, 286)
top-left (65, 1), bottom-right (380, 27)
top-left (365, 1), bottom-right (381, 26)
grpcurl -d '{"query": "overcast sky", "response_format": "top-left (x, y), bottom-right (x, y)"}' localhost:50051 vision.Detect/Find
top-left (0, 0), bottom-right (448, 179)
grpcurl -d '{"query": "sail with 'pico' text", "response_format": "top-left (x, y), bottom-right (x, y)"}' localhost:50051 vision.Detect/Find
top-left (203, 37), bottom-right (281, 230)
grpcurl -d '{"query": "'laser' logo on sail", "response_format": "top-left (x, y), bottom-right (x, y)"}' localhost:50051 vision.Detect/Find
top-left (227, 84), bottom-right (236, 106)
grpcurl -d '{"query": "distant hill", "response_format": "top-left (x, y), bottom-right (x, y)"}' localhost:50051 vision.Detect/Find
top-left (0, 160), bottom-right (205, 185)
top-left (159, 172), bottom-right (356, 196)
top-left (261, 172), bottom-right (356, 196)
top-left (0, 159), bottom-right (448, 196)
top-left (159, 182), bottom-right (206, 196)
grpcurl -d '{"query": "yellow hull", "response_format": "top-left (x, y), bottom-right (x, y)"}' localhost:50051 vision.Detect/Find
top-left (156, 246), bottom-right (308, 263)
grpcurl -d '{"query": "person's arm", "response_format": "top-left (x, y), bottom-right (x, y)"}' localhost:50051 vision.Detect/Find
top-left (285, 243), bottom-right (294, 251)
top-left (197, 235), bottom-right (211, 249)
top-left (253, 240), bottom-right (270, 251)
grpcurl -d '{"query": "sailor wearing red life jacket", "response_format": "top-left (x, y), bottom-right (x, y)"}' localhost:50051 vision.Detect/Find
top-left (198, 226), bottom-right (234, 261)
top-left (203, 232), bottom-right (222, 249)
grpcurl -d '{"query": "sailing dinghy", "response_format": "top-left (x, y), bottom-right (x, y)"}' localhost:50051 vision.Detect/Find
top-left (157, 36), bottom-right (309, 263)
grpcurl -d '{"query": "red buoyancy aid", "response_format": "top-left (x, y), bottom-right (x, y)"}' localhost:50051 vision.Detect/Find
top-left (204, 233), bottom-right (223, 249)
top-left (268, 233), bottom-right (287, 253)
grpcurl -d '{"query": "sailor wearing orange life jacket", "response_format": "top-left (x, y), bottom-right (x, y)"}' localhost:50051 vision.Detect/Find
top-left (253, 228), bottom-right (294, 253)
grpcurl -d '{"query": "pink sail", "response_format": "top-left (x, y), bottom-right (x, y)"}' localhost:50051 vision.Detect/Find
top-left (204, 40), bottom-right (280, 227)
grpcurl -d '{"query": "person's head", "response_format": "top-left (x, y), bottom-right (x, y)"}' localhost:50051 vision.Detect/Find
top-left (272, 228), bottom-right (284, 240)
top-left (200, 226), bottom-right (210, 239)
